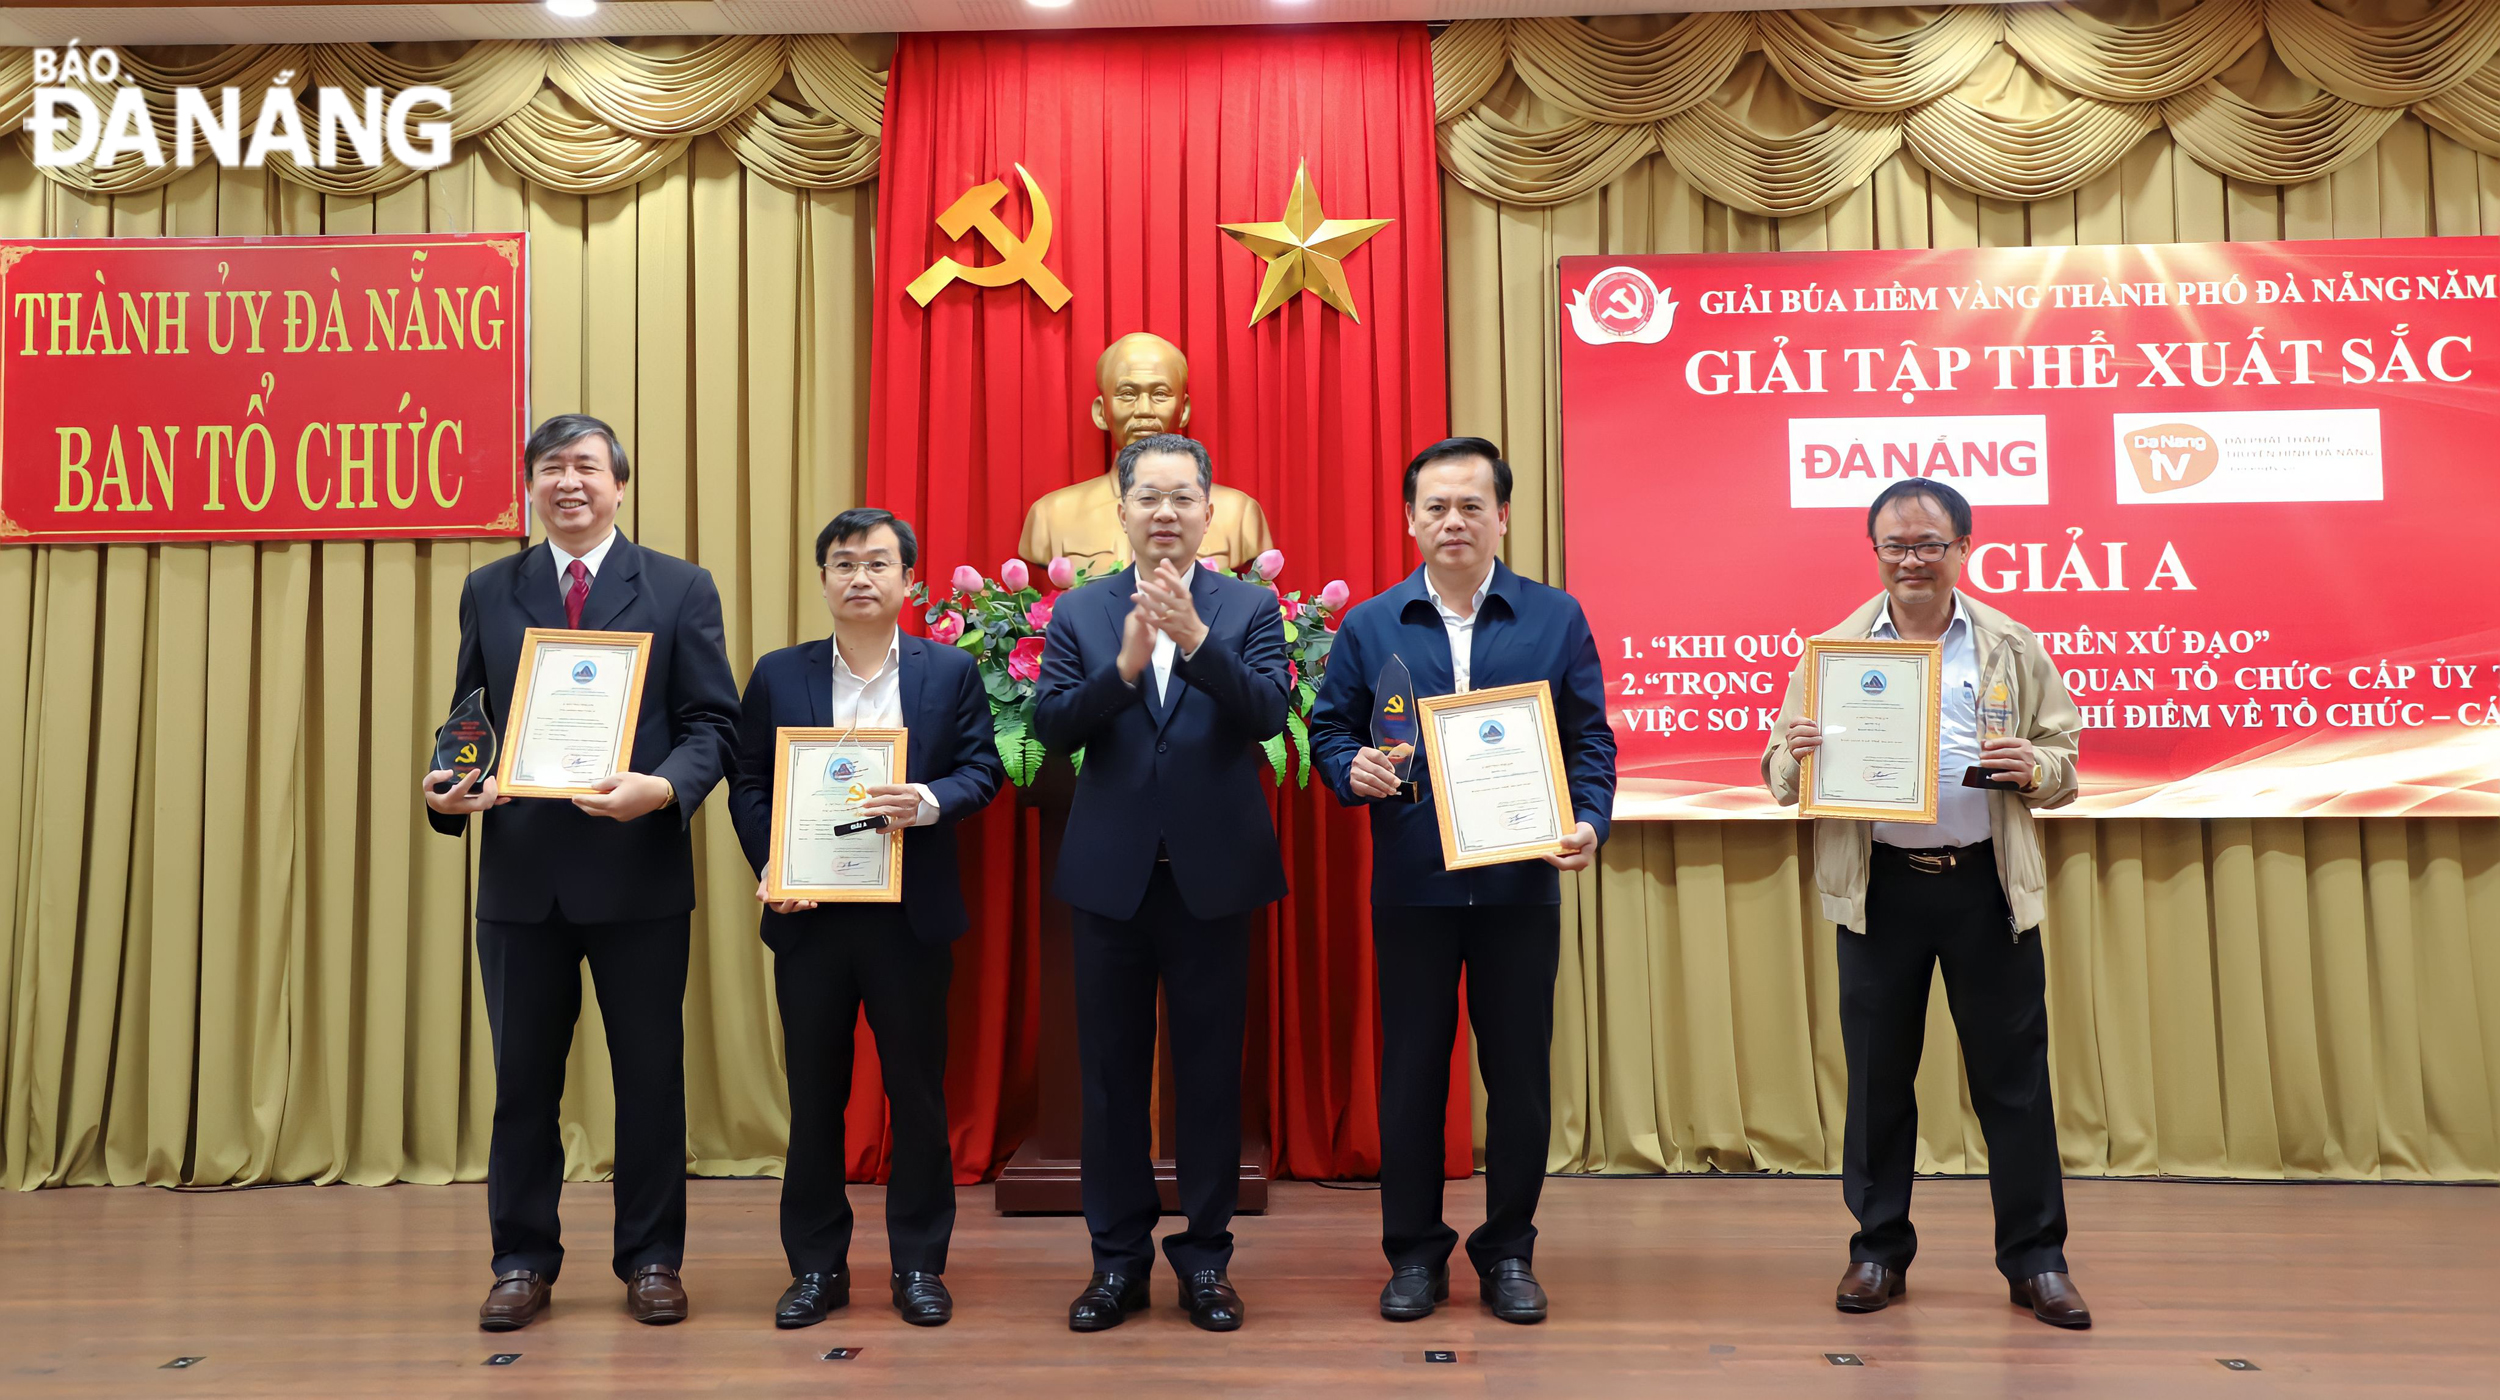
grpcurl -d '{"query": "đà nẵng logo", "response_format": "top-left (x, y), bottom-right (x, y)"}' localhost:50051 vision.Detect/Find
top-left (21, 43), bottom-right (454, 175)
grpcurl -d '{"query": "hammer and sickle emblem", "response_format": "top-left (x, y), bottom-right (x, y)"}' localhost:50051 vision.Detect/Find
top-left (1383, 695), bottom-right (1407, 715)
top-left (905, 163), bottom-right (1073, 311)
top-left (457, 742), bottom-right (478, 765)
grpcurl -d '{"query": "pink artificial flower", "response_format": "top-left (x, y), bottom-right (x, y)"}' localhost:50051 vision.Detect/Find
top-left (1288, 660), bottom-right (1300, 688)
top-left (1026, 595), bottom-right (1056, 629)
top-left (951, 564), bottom-right (985, 597)
top-left (1279, 597), bottom-right (1303, 621)
top-left (1318, 578), bottom-right (1351, 611)
top-left (928, 611), bottom-right (965, 645)
top-left (1252, 548), bottom-right (1285, 581)
top-left (1000, 558), bottom-right (1031, 591)
top-left (1006, 635), bottom-right (1046, 682)
top-left (1048, 555), bottom-right (1078, 590)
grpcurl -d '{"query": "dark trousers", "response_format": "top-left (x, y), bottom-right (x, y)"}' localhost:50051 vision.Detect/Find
top-left (476, 913), bottom-right (690, 1283)
top-left (769, 906), bottom-right (956, 1278)
top-left (1374, 903), bottom-right (1562, 1276)
top-left (1841, 842), bottom-right (2069, 1282)
top-left (1072, 863), bottom-right (1249, 1280)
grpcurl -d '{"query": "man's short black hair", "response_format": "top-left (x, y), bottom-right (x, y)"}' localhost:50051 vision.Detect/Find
top-left (524, 413), bottom-right (631, 486)
top-left (1865, 479), bottom-right (1973, 540)
top-left (1115, 432), bottom-right (1212, 496)
top-left (816, 507), bottom-right (918, 569)
top-left (1403, 436), bottom-right (1513, 507)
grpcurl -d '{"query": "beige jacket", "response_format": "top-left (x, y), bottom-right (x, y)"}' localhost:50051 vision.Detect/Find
top-left (1760, 591), bottom-right (2081, 933)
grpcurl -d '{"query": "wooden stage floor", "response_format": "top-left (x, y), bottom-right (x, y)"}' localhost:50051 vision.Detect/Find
top-left (1, 1174), bottom-right (2491, 1397)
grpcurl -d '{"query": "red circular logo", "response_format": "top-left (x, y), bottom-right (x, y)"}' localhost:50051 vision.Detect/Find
top-left (1585, 267), bottom-right (1657, 335)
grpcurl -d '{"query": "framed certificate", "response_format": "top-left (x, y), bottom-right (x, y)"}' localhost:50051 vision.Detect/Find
top-left (496, 628), bottom-right (652, 798)
top-left (1416, 680), bottom-right (1575, 870)
top-left (766, 727), bottom-right (909, 903)
top-left (1798, 637), bottom-right (1943, 823)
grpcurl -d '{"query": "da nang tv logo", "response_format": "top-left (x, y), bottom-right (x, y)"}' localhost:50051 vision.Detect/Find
top-left (1568, 266), bottom-right (1676, 345)
top-left (20, 44), bottom-right (454, 174)
top-left (2111, 410), bottom-right (2383, 504)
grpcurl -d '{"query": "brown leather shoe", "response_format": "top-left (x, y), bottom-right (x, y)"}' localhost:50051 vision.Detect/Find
top-left (626, 1264), bottom-right (689, 1325)
top-left (479, 1270), bottom-right (550, 1331)
top-left (1834, 1262), bottom-right (1905, 1313)
top-left (2010, 1271), bottom-right (2091, 1329)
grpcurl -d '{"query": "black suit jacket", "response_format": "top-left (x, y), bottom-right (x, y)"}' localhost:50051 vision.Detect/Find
top-left (727, 633), bottom-right (1005, 944)
top-left (426, 534), bottom-right (740, 924)
top-left (1033, 565), bottom-right (1291, 921)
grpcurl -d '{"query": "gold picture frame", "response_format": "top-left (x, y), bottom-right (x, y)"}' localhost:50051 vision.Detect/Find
top-left (1416, 679), bottom-right (1576, 871)
top-left (495, 627), bottom-right (653, 798)
top-left (766, 726), bottom-right (910, 903)
top-left (1798, 636), bottom-right (1943, 823)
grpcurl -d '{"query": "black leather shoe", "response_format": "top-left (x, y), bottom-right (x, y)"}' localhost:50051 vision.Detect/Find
top-left (892, 1271), bottom-right (952, 1327)
top-left (1068, 1272), bottom-right (1149, 1332)
top-left (775, 1272), bottom-right (847, 1329)
top-left (1479, 1259), bottom-right (1547, 1324)
top-left (1835, 1261), bottom-right (1905, 1313)
top-left (1379, 1264), bottom-right (1449, 1321)
top-left (1182, 1270), bottom-right (1244, 1332)
top-left (2011, 1271), bottom-right (2092, 1329)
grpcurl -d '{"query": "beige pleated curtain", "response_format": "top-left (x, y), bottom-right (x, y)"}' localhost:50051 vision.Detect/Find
top-left (5, 6), bottom-right (2499, 1190)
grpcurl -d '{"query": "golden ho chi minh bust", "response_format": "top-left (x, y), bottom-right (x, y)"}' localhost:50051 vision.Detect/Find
top-left (1017, 332), bottom-right (1274, 574)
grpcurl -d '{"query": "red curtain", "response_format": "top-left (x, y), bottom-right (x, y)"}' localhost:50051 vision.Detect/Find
top-left (847, 23), bottom-right (1460, 1183)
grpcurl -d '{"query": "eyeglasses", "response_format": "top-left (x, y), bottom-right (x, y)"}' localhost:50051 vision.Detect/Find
top-left (826, 559), bottom-right (897, 578)
top-left (1872, 539), bottom-right (1965, 563)
top-left (1126, 490), bottom-right (1205, 513)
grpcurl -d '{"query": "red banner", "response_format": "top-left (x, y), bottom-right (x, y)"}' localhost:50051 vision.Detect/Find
top-left (1562, 237), bottom-right (2500, 819)
top-left (0, 233), bottom-right (527, 544)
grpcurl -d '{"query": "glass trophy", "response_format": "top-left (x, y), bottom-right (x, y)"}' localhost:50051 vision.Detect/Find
top-left (1373, 655), bottom-right (1420, 800)
top-left (1961, 649), bottom-right (2024, 790)
top-left (431, 687), bottom-right (499, 794)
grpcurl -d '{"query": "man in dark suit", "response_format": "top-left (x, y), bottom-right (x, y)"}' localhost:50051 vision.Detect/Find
top-left (726, 508), bottom-right (1004, 1331)
top-left (1309, 437), bottom-right (1617, 1325)
top-left (1033, 432), bottom-right (1289, 1334)
top-left (422, 414), bottom-right (739, 1331)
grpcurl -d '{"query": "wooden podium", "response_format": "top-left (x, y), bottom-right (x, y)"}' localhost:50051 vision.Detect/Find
top-left (992, 755), bottom-right (1271, 1214)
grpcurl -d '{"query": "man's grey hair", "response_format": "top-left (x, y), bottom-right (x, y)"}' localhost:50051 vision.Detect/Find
top-left (1114, 432), bottom-right (1212, 496)
top-left (525, 413), bottom-right (632, 487)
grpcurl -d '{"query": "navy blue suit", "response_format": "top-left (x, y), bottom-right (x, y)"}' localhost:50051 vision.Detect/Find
top-left (1309, 559), bottom-right (1618, 1275)
top-left (727, 632), bottom-right (1004, 1278)
top-left (427, 533), bottom-right (739, 1285)
top-left (1032, 564), bottom-right (1289, 1280)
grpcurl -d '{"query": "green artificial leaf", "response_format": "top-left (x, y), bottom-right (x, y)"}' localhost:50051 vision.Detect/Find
top-left (1260, 732), bottom-right (1288, 786)
top-left (994, 713), bottom-right (1045, 789)
top-left (1068, 746), bottom-right (1086, 775)
top-left (1304, 630), bottom-right (1335, 670)
top-left (1281, 619), bottom-right (1300, 644)
top-left (957, 630), bottom-right (983, 651)
top-left (1286, 708), bottom-right (1312, 788)
top-left (982, 665), bottom-right (1018, 704)
top-left (1296, 678), bottom-right (1318, 714)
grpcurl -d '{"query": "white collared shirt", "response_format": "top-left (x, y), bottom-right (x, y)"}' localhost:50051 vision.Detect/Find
top-left (1424, 563), bottom-right (1497, 693)
top-left (548, 529), bottom-right (619, 607)
top-left (831, 628), bottom-right (939, 827)
top-left (1869, 593), bottom-right (1989, 850)
top-left (1150, 562), bottom-right (1199, 705)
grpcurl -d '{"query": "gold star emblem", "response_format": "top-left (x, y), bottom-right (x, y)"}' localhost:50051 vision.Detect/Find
top-left (1218, 161), bottom-right (1392, 326)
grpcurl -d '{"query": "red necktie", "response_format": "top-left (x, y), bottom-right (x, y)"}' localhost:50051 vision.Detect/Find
top-left (564, 559), bottom-right (590, 629)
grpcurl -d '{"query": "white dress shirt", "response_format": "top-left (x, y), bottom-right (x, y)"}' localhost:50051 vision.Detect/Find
top-left (1870, 594), bottom-right (1990, 850)
top-left (831, 628), bottom-right (939, 827)
top-left (548, 528), bottom-right (619, 607)
top-left (1424, 563), bottom-right (1497, 693)
top-left (1149, 563), bottom-right (1199, 705)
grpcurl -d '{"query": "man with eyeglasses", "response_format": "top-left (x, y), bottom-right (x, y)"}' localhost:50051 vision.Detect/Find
top-left (1762, 478), bottom-right (2091, 1330)
top-left (1034, 432), bottom-right (1290, 1334)
top-left (726, 508), bottom-right (1005, 1330)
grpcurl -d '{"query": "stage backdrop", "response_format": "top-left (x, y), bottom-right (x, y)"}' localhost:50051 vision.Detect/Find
top-left (1563, 237), bottom-right (2500, 820)
top-left (864, 22), bottom-right (1453, 1181)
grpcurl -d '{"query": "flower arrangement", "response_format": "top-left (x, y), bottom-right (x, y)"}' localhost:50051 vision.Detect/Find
top-left (924, 549), bottom-right (1351, 789)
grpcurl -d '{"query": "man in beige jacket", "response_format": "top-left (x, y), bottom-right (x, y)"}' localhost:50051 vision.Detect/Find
top-left (1762, 479), bottom-right (2090, 1330)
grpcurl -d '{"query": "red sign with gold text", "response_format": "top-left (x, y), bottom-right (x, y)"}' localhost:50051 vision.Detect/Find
top-left (1562, 237), bottom-right (2500, 819)
top-left (0, 233), bottom-right (527, 543)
